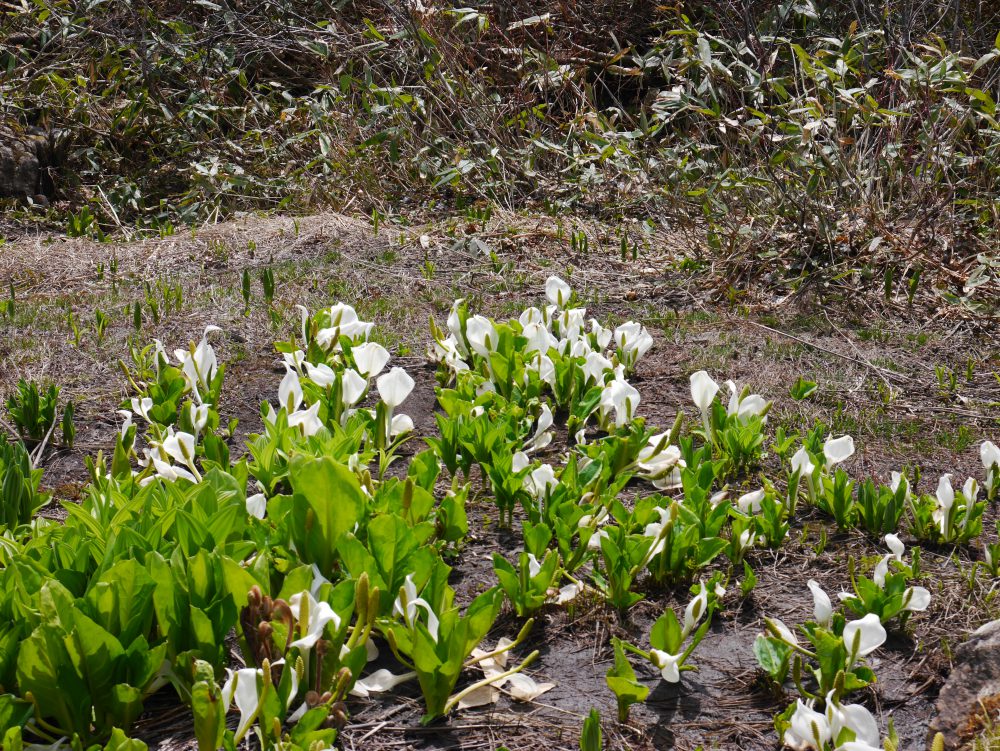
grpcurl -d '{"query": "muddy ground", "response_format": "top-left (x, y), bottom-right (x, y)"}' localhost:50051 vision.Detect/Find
top-left (2, 211), bottom-right (999, 750)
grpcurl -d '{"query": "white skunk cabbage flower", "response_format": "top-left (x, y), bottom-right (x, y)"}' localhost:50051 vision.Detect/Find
top-left (581, 351), bottom-right (613, 386)
top-left (524, 464), bottom-right (558, 503)
top-left (823, 435), bottom-right (855, 466)
top-left (637, 433), bottom-right (684, 490)
top-left (352, 342), bottom-right (391, 378)
top-left (288, 402), bottom-right (323, 437)
top-left (598, 376), bottom-right (640, 428)
top-left (843, 614), bottom-right (886, 665)
top-left (279, 366), bottom-right (304, 412)
top-left (982, 441), bottom-right (1000, 493)
top-left (316, 303), bottom-right (373, 349)
top-left (545, 275), bottom-right (572, 308)
top-left (377, 367), bottom-right (415, 408)
top-left (649, 648), bottom-right (683, 683)
top-left (791, 447), bottom-right (815, 478)
top-left (784, 700), bottom-right (831, 751)
top-left (737, 489), bottom-right (766, 514)
top-left (690, 370), bottom-right (720, 413)
top-left (724, 380), bottom-right (769, 420)
top-left (807, 580), bottom-right (833, 626)
top-left (175, 325), bottom-right (221, 403)
top-left (525, 404), bottom-right (554, 452)
top-left (825, 691), bottom-right (880, 748)
top-left (246, 492), bottom-right (266, 520)
top-left (613, 321), bottom-right (653, 369)
top-left (393, 574), bottom-right (439, 641)
top-left (288, 590), bottom-right (341, 656)
top-left (682, 583), bottom-right (709, 637)
top-left (221, 660), bottom-right (298, 741)
top-left (350, 668), bottom-right (417, 698)
top-left (465, 315), bottom-right (498, 359)
top-left (589, 319), bottom-right (613, 350)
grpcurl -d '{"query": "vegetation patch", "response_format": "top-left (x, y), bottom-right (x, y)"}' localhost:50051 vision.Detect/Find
top-left (3, 2), bottom-right (1000, 750)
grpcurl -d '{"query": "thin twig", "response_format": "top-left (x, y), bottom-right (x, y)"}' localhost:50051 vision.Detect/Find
top-left (822, 310), bottom-right (898, 392)
top-left (30, 417), bottom-right (59, 470)
top-left (738, 318), bottom-right (913, 383)
top-left (0, 417), bottom-right (21, 442)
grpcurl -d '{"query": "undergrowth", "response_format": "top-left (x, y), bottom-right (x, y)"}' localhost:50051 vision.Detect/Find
top-left (2, 0), bottom-right (1000, 310)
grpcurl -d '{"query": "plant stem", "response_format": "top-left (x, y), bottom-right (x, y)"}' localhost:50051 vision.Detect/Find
top-left (443, 650), bottom-right (539, 715)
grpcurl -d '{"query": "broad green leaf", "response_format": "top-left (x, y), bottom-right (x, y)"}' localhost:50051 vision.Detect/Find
top-left (106, 683), bottom-right (145, 736)
top-left (104, 728), bottom-right (149, 751)
top-left (288, 456), bottom-right (366, 574)
top-left (220, 555), bottom-right (263, 608)
top-left (84, 559), bottom-right (156, 647)
top-left (339, 534), bottom-right (385, 593)
top-left (522, 521), bottom-right (553, 558)
top-left (650, 609), bottom-right (683, 653)
top-left (407, 450), bottom-right (441, 491)
top-left (605, 638), bottom-right (649, 722)
top-left (2, 726), bottom-right (22, 751)
top-left (277, 564), bottom-right (315, 602)
top-left (695, 537), bottom-right (727, 566)
top-left (0, 694), bottom-right (30, 735)
top-left (66, 611), bottom-right (126, 709)
top-left (368, 514), bottom-right (420, 599)
top-left (752, 634), bottom-right (790, 679)
top-left (437, 491), bottom-right (468, 543)
top-left (17, 623), bottom-right (90, 737)
top-left (813, 629), bottom-right (848, 684)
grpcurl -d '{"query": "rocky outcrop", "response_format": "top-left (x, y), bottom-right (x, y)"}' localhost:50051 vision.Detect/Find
top-left (930, 619), bottom-right (1000, 748)
top-left (0, 126), bottom-right (50, 199)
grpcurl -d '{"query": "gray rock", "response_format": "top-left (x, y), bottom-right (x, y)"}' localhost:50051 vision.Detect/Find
top-left (0, 127), bottom-right (48, 198)
top-left (930, 619), bottom-right (1000, 748)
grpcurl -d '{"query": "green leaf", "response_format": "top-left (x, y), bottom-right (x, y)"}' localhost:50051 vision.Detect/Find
top-left (369, 513), bottom-right (420, 595)
top-left (277, 564), bottom-right (315, 602)
top-left (695, 536), bottom-right (727, 566)
top-left (813, 629), bottom-right (849, 693)
top-left (66, 612), bottom-right (132, 723)
top-left (104, 728), bottom-right (148, 751)
top-left (789, 377), bottom-right (818, 401)
top-left (340, 533), bottom-right (385, 593)
top-left (0, 695), bottom-right (31, 735)
top-left (2, 726), bottom-right (22, 751)
top-left (488, 352), bottom-right (511, 391)
top-left (148, 553), bottom-right (184, 648)
top-left (437, 490), bottom-right (468, 543)
top-left (84, 560), bottom-right (156, 648)
top-left (460, 587), bottom-right (504, 656)
top-left (580, 708), bottom-right (602, 751)
top-left (605, 638), bottom-right (649, 722)
top-left (752, 635), bottom-right (790, 680)
top-left (740, 561), bottom-right (757, 596)
top-left (522, 521), bottom-right (553, 558)
top-left (407, 450), bottom-right (441, 491)
top-left (650, 608), bottom-right (684, 653)
top-left (220, 555), bottom-right (261, 610)
top-left (17, 623), bottom-right (90, 737)
top-left (288, 456), bottom-right (366, 575)
top-left (107, 683), bottom-right (145, 736)
top-left (411, 622), bottom-right (451, 721)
